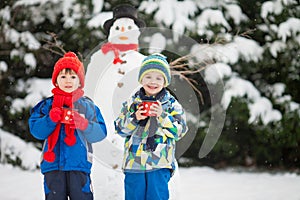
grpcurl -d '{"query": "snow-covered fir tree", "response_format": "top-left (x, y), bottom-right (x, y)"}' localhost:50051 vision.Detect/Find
top-left (1, 0), bottom-right (300, 172)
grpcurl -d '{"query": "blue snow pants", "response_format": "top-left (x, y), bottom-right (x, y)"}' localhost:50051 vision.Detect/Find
top-left (124, 168), bottom-right (171, 200)
top-left (43, 170), bottom-right (93, 200)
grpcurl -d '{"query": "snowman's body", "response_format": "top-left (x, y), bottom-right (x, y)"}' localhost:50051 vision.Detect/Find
top-left (85, 18), bottom-right (145, 169)
top-left (85, 16), bottom-right (180, 200)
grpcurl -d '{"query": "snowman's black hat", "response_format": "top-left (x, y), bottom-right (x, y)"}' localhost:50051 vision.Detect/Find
top-left (103, 4), bottom-right (146, 35)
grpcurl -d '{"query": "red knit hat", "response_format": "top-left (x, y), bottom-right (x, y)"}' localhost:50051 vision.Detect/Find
top-left (52, 52), bottom-right (85, 88)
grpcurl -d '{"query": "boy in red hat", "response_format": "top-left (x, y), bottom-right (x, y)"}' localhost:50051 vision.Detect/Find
top-left (28, 52), bottom-right (107, 200)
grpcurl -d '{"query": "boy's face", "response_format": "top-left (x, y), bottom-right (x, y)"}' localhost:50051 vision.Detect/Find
top-left (56, 69), bottom-right (80, 93)
top-left (141, 71), bottom-right (165, 96)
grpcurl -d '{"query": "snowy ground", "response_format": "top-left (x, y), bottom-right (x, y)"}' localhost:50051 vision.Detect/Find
top-left (1, 164), bottom-right (300, 200)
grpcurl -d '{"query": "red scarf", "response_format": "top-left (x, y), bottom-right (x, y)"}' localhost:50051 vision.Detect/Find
top-left (43, 88), bottom-right (84, 162)
top-left (101, 42), bottom-right (138, 64)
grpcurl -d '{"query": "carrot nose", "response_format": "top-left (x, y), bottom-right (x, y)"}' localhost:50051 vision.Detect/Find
top-left (121, 26), bottom-right (125, 32)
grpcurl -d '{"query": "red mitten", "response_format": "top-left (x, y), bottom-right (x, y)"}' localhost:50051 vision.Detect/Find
top-left (72, 111), bottom-right (88, 130)
top-left (49, 107), bottom-right (63, 123)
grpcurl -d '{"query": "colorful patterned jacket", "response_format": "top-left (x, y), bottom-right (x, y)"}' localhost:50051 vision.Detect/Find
top-left (114, 88), bottom-right (188, 172)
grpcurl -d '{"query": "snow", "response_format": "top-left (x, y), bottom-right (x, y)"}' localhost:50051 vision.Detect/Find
top-left (140, 0), bottom-right (197, 41)
top-left (233, 36), bottom-right (263, 62)
top-left (2, 0), bottom-right (300, 199)
top-left (0, 5), bottom-right (10, 21)
top-left (148, 33), bottom-right (167, 54)
top-left (91, 0), bottom-right (104, 14)
top-left (269, 83), bottom-right (300, 114)
top-left (88, 12), bottom-right (112, 29)
top-left (14, 0), bottom-right (60, 7)
top-left (224, 4), bottom-right (248, 25)
top-left (269, 40), bottom-right (286, 57)
top-left (204, 63), bottom-right (232, 84)
top-left (197, 9), bottom-right (231, 36)
top-left (0, 129), bottom-right (40, 170)
top-left (0, 61), bottom-right (8, 73)
top-left (278, 18), bottom-right (300, 42)
top-left (24, 53), bottom-right (37, 69)
top-left (248, 97), bottom-right (282, 125)
top-left (261, 1), bottom-right (282, 19)
top-left (221, 76), bottom-right (282, 124)
top-left (191, 36), bottom-right (263, 65)
top-left (5, 27), bottom-right (41, 50)
top-left (1, 162), bottom-right (300, 200)
top-left (11, 78), bottom-right (52, 113)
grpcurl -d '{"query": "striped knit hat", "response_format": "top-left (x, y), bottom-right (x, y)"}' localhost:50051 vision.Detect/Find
top-left (138, 53), bottom-right (171, 87)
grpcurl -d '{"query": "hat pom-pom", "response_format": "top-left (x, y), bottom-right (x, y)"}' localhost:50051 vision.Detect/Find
top-left (64, 52), bottom-right (77, 58)
top-left (44, 152), bottom-right (56, 162)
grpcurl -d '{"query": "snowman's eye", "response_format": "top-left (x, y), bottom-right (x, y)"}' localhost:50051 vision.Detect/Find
top-left (128, 26), bottom-right (132, 30)
top-left (115, 26), bottom-right (120, 30)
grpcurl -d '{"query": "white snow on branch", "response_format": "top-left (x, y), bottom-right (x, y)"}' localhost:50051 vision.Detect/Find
top-left (261, 0), bottom-right (283, 19)
top-left (24, 53), bottom-right (37, 70)
top-left (192, 36), bottom-right (263, 65)
top-left (278, 18), bottom-right (300, 42)
top-left (0, 129), bottom-right (41, 170)
top-left (87, 12), bottom-right (112, 29)
top-left (0, 61), bottom-right (8, 73)
top-left (140, 0), bottom-right (197, 39)
top-left (148, 33), bottom-right (167, 54)
top-left (224, 4), bottom-right (248, 25)
top-left (269, 83), bottom-right (300, 116)
top-left (14, 0), bottom-right (60, 7)
top-left (269, 40), bottom-right (286, 57)
top-left (204, 63), bottom-right (232, 84)
top-left (11, 78), bottom-right (52, 114)
top-left (0, 5), bottom-right (11, 21)
top-left (197, 9), bottom-right (231, 35)
top-left (91, 0), bottom-right (104, 14)
top-left (248, 97), bottom-right (282, 124)
top-left (233, 36), bottom-right (263, 62)
top-left (5, 27), bottom-right (41, 50)
top-left (222, 76), bottom-right (282, 125)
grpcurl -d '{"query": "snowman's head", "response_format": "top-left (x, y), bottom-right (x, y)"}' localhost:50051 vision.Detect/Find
top-left (108, 18), bottom-right (141, 44)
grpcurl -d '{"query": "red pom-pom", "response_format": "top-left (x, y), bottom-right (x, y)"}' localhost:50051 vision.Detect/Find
top-left (44, 152), bottom-right (56, 162)
top-left (64, 52), bottom-right (77, 58)
top-left (64, 135), bottom-right (76, 146)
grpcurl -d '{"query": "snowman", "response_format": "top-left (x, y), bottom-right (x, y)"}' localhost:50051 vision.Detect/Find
top-left (85, 4), bottom-right (181, 199)
top-left (84, 4), bottom-right (146, 168)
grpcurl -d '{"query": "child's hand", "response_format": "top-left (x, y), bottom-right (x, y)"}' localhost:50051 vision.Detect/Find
top-left (49, 107), bottom-right (63, 123)
top-left (149, 101), bottom-right (163, 117)
top-left (71, 111), bottom-right (88, 130)
top-left (135, 105), bottom-right (148, 121)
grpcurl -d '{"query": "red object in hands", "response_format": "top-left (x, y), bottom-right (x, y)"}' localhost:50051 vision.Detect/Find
top-left (49, 107), bottom-right (63, 122)
top-left (72, 111), bottom-right (88, 130)
top-left (61, 108), bottom-right (75, 124)
top-left (141, 101), bottom-right (159, 116)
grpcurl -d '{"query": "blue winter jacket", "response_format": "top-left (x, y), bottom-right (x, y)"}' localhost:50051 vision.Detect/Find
top-left (28, 96), bottom-right (107, 174)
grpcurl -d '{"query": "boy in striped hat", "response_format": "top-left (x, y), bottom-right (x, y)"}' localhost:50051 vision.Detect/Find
top-left (114, 53), bottom-right (188, 200)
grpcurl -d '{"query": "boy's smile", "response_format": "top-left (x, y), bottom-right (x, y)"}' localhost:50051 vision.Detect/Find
top-left (141, 71), bottom-right (165, 96)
